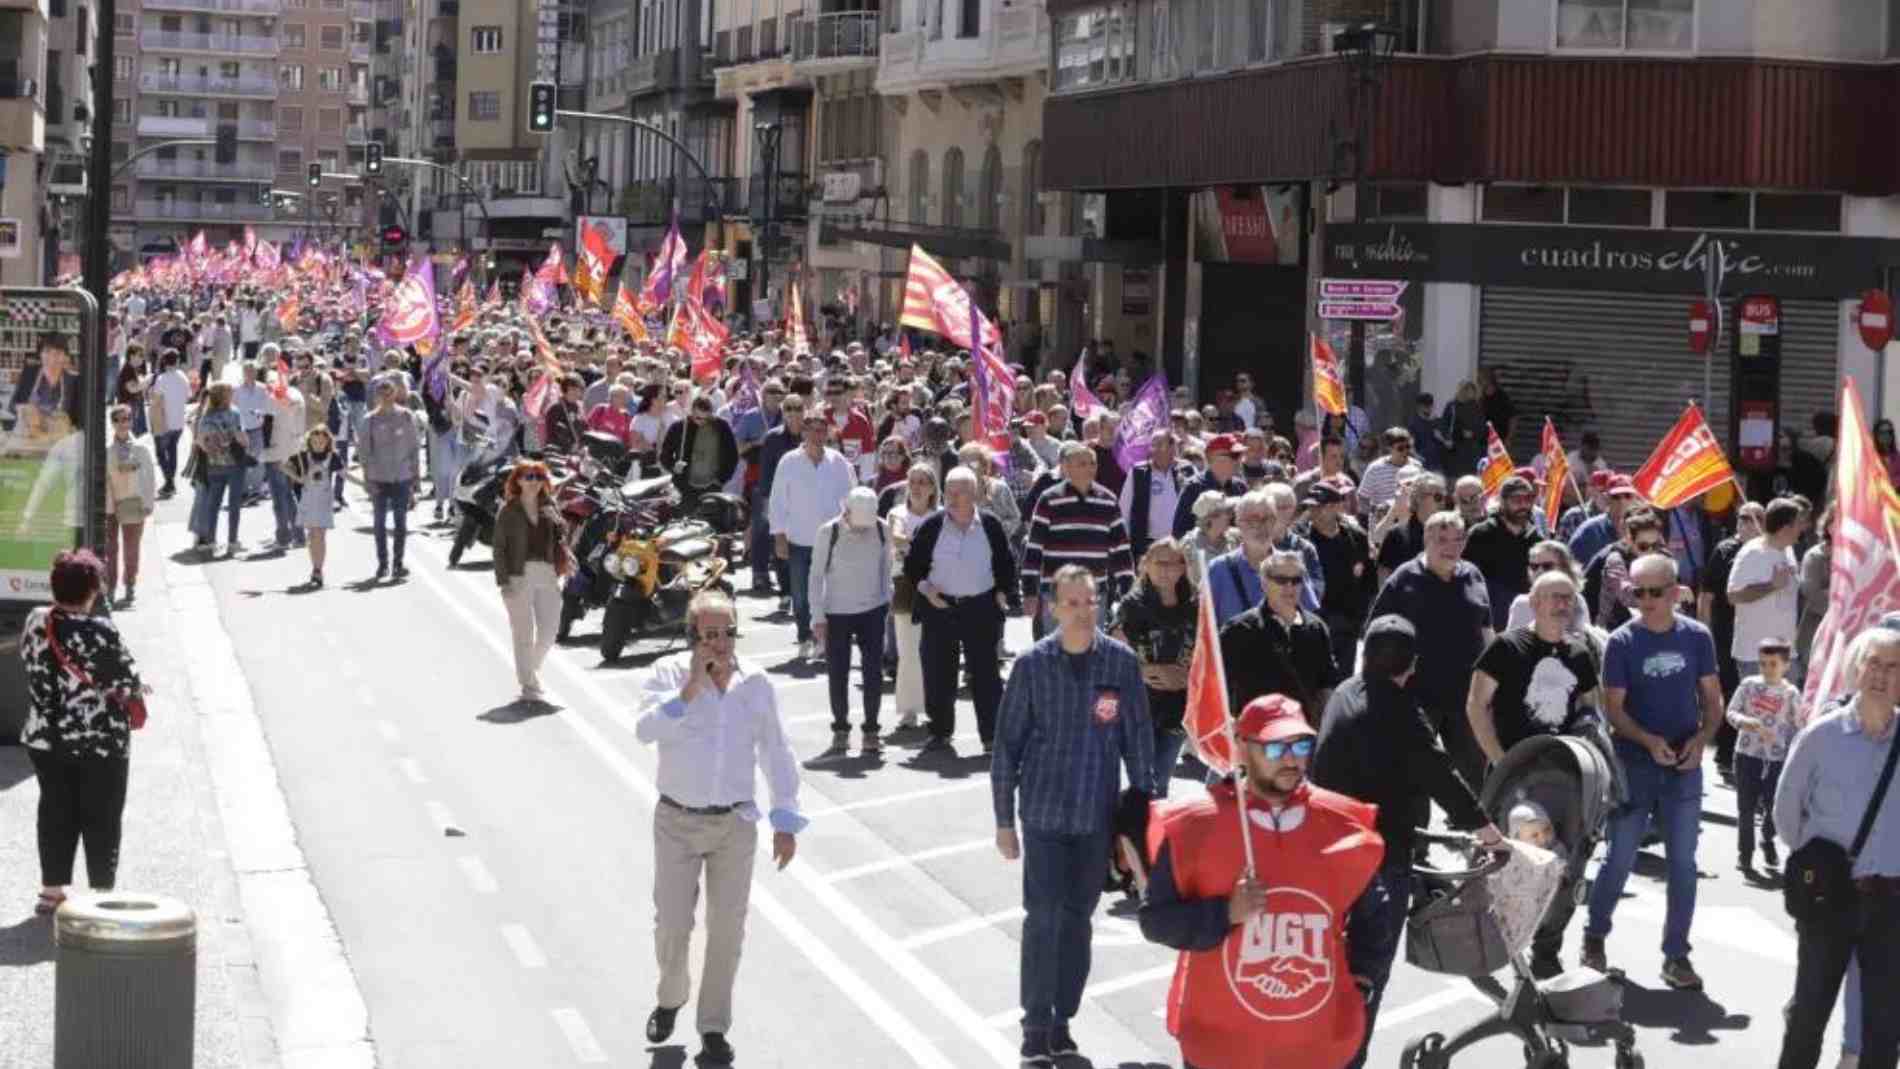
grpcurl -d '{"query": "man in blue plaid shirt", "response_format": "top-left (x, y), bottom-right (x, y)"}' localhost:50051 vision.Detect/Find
top-left (992, 564), bottom-right (1155, 1066)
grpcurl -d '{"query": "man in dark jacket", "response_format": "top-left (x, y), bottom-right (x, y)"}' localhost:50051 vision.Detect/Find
top-left (1463, 475), bottom-right (1541, 630)
top-left (659, 395), bottom-right (740, 498)
top-left (1219, 548), bottom-right (1342, 718)
top-left (1311, 615), bottom-right (1499, 1069)
top-left (1118, 429), bottom-right (1192, 561)
top-left (1170, 434), bottom-right (1248, 538)
top-left (751, 394), bottom-right (804, 600)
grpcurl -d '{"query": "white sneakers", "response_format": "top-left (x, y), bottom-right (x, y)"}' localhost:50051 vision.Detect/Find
top-left (797, 639), bottom-right (814, 662)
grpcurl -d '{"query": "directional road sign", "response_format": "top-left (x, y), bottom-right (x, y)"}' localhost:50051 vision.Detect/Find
top-left (1319, 278), bottom-right (1407, 300)
top-left (1318, 300), bottom-right (1404, 321)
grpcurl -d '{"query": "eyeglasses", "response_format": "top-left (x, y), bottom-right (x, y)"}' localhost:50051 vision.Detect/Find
top-left (1632, 541), bottom-right (1666, 555)
top-left (1529, 560), bottom-right (1560, 573)
top-left (1265, 573), bottom-right (1305, 587)
top-left (1632, 585), bottom-right (1673, 600)
top-left (696, 626), bottom-right (740, 641)
top-left (1253, 737), bottom-right (1315, 761)
top-left (519, 472), bottom-right (547, 483)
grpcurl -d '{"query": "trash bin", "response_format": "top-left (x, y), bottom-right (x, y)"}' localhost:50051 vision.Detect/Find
top-left (54, 893), bottom-right (196, 1069)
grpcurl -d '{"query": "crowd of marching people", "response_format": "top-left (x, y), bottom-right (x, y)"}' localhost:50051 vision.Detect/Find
top-left (56, 241), bottom-right (1895, 1069)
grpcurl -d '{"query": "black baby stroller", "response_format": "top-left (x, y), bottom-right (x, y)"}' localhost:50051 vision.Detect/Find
top-left (1399, 734), bottom-right (1642, 1069)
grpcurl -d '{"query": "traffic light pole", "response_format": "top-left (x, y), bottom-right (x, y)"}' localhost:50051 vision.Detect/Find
top-left (383, 156), bottom-right (492, 269)
top-left (551, 110), bottom-right (713, 217)
top-left (107, 139), bottom-right (216, 183)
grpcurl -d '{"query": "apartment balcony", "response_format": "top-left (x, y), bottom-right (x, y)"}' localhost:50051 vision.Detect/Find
top-left (133, 158), bottom-right (276, 181)
top-left (142, 0), bottom-right (281, 12)
top-left (626, 48), bottom-right (681, 96)
top-left (347, 84), bottom-right (370, 105)
top-left (748, 171), bottom-right (809, 221)
top-left (140, 72), bottom-right (278, 97)
top-left (620, 175), bottom-right (742, 226)
top-left (132, 199), bottom-right (276, 222)
top-left (876, 3), bottom-right (1045, 95)
top-left (350, 40), bottom-right (372, 62)
top-left (350, 0), bottom-right (373, 17)
top-left (430, 118), bottom-right (453, 145)
top-left (0, 85), bottom-right (42, 159)
top-left (140, 29), bottom-right (282, 56)
top-left (792, 11), bottom-right (880, 69)
top-left (135, 115), bottom-right (276, 139)
top-left (345, 125), bottom-right (369, 145)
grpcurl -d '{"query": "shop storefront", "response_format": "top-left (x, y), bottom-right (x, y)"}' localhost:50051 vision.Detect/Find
top-left (1326, 222), bottom-right (1899, 471)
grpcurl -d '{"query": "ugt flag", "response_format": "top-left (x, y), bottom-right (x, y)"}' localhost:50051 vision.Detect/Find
top-left (1539, 417), bottom-right (1570, 528)
top-left (1805, 378), bottom-right (1900, 709)
top-left (1631, 403), bottom-right (1737, 509)
top-left (1184, 557), bottom-right (1236, 777)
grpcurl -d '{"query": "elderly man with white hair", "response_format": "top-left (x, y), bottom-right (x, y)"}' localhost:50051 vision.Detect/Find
top-left (807, 486), bottom-right (895, 759)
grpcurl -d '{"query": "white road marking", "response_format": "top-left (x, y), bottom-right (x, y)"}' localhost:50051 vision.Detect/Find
top-left (423, 800), bottom-right (457, 832)
top-left (358, 685), bottom-right (378, 707)
top-left (500, 924), bottom-right (548, 969)
top-left (397, 758), bottom-right (428, 784)
top-left (804, 779), bottom-right (989, 818)
top-left (549, 1007), bottom-right (609, 1064)
top-left (1373, 984), bottom-right (1487, 1033)
top-left (338, 659), bottom-right (362, 681)
top-left (401, 541), bottom-right (999, 1068)
top-left (899, 907), bottom-right (1026, 950)
top-left (822, 838), bottom-right (995, 883)
top-left (373, 720), bottom-right (400, 742)
top-left (457, 855), bottom-right (499, 895)
top-left (986, 965), bottom-right (1176, 1027)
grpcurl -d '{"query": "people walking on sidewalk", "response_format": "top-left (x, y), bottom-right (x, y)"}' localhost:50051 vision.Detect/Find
top-left (359, 375), bottom-right (422, 581)
top-left (494, 460), bottom-right (570, 704)
top-left (103, 404), bottom-right (157, 606)
top-left (807, 487), bottom-right (893, 758)
top-left (21, 550), bottom-right (148, 914)
top-left (634, 591), bottom-right (805, 1066)
top-left (992, 565), bottom-right (1153, 1066)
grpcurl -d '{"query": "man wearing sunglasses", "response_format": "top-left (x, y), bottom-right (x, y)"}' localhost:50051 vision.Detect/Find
top-left (1358, 428), bottom-right (1422, 517)
top-left (1311, 615), bottom-right (1500, 1067)
top-left (1138, 694), bottom-right (1388, 1069)
top-left (1583, 505), bottom-right (1667, 632)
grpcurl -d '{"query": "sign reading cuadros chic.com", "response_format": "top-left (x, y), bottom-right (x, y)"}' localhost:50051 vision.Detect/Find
top-left (1325, 222), bottom-right (1898, 299)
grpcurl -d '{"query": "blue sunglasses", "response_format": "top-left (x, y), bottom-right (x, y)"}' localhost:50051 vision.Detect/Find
top-left (1253, 737), bottom-right (1315, 761)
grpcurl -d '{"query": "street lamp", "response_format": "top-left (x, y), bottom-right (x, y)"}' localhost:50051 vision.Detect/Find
top-left (754, 121), bottom-right (783, 325)
top-left (1331, 22), bottom-right (1400, 408)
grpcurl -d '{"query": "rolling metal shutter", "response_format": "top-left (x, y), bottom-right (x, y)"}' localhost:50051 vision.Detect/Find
top-left (1479, 288), bottom-right (1839, 474)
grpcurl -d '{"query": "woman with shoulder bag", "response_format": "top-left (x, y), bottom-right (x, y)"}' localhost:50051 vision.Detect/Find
top-left (103, 405), bottom-right (157, 606)
top-left (493, 459), bottom-right (570, 705)
top-left (21, 550), bottom-right (150, 915)
top-left (1111, 538), bottom-right (1196, 796)
top-left (884, 463), bottom-right (939, 731)
top-left (191, 382), bottom-right (249, 556)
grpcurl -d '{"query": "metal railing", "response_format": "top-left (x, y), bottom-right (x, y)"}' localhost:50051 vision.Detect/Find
top-left (350, 40), bottom-right (372, 62)
top-left (350, 0), bottom-right (374, 17)
top-left (133, 116), bottom-right (277, 139)
top-left (344, 125), bottom-right (369, 144)
top-left (346, 84), bottom-right (370, 104)
top-left (142, 0), bottom-right (282, 13)
top-left (139, 72), bottom-right (278, 96)
top-left (793, 11), bottom-right (880, 63)
top-left (620, 175), bottom-right (743, 226)
top-left (133, 199), bottom-right (276, 221)
top-left (749, 172), bottom-right (809, 220)
top-left (132, 158), bottom-right (276, 180)
top-left (140, 29), bottom-right (281, 54)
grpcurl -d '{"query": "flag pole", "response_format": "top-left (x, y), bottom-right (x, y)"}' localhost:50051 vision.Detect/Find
top-left (1195, 557), bottom-right (1257, 879)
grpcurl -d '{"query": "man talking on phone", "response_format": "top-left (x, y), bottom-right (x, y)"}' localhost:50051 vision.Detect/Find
top-left (635, 591), bottom-right (805, 1065)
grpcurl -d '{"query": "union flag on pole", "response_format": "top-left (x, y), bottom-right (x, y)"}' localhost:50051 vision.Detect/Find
top-left (670, 297), bottom-right (729, 382)
top-left (519, 271), bottom-right (554, 317)
top-left (449, 279), bottom-right (478, 333)
top-left (1631, 403), bottom-right (1736, 509)
top-left (637, 217), bottom-right (688, 314)
top-left (575, 220), bottom-right (615, 307)
top-left (1070, 352), bottom-right (1103, 420)
top-left (1183, 557), bottom-right (1236, 777)
top-left (899, 244), bottom-right (1001, 352)
top-left (1311, 333), bottom-right (1347, 416)
top-left (535, 243), bottom-right (569, 288)
top-left (275, 294), bottom-right (302, 333)
top-left (1539, 418), bottom-right (1571, 528)
top-left (484, 279), bottom-right (502, 306)
top-left (380, 255), bottom-right (440, 350)
top-left (1805, 378), bottom-right (1900, 710)
top-left (1479, 422), bottom-right (1515, 499)
top-left (787, 277), bottom-right (812, 355)
top-left (612, 283), bottom-right (650, 343)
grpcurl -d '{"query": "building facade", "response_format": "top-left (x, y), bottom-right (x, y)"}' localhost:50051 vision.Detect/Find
top-left (0, 0), bottom-right (94, 286)
top-left (1040, 0), bottom-right (1900, 469)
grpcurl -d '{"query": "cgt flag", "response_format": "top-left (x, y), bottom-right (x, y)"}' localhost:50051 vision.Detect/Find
top-left (1805, 378), bottom-right (1900, 710)
top-left (1631, 403), bottom-right (1737, 509)
top-left (1539, 418), bottom-right (1571, 529)
top-left (1479, 422), bottom-right (1515, 499)
top-left (1311, 333), bottom-right (1347, 417)
top-left (1184, 557), bottom-right (1236, 778)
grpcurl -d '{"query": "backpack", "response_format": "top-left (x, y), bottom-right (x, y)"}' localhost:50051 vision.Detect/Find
top-left (824, 517), bottom-right (885, 573)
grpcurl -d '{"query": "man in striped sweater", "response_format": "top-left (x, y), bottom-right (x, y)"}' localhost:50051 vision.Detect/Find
top-left (1021, 441), bottom-right (1136, 628)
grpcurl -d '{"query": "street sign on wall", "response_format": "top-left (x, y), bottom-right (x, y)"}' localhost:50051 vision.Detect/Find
top-left (1318, 278), bottom-right (1406, 321)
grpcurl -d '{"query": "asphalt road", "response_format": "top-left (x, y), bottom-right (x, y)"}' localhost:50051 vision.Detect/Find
top-left (174, 489), bottom-right (1836, 1069)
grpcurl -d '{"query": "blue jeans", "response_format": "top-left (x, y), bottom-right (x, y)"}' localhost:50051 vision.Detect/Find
top-left (429, 427), bottom-right (467, 504)
top-left (244, 427), bottom-right (266, 495)
top-left (825, 606), bottom-right (887, 733)
top-left (1151, 731), bottom-right (1187, 799)
top-left (370, 480), bottom-right (412, 568)
top-left (266, 463), bottom-right (298, 544)
top-left (748, 487), bottom-right (773, 587)
top-left (1020, 825), bottom-right (1111, 1031)
top-left (154, 430), bottom-right (182, 488)
top-left (1586, 743), bottom-right (1702, 958)
top-left (195, 465), bottom-right (244, 544)
top-left (1734, 753), bottom-right (1782, 861)
top-left (786, 543), bottom-right (814, 642)
top-left (1345, 867), bottom-right (1413, 1069)
top-left (1845, 955), bottom-right (1864, 1055)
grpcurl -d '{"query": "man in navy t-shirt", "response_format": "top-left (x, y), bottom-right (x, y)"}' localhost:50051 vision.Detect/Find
top-left (1584, 553), bottom-right (1724, 993)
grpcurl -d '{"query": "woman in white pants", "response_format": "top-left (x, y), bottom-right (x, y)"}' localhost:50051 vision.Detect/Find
top-left (493, 459), bottom-right (570, 703)
top-left (885, 463), bottom-right (939, 729)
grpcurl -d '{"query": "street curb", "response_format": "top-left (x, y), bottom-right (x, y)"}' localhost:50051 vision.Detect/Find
top-left (163, 545), bottom-right (377, 1069)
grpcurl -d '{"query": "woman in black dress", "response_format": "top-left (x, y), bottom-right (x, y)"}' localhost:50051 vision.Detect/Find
top-left (1110, 538), bottom-right (1197, 797)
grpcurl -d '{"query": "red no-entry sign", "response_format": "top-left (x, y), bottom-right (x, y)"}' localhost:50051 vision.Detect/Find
top-left (1858, 289), bottom-right (1893, 352)
top-left (1688, 299), bottom-right (1715, 355)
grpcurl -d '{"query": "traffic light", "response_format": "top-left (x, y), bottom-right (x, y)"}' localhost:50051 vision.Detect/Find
top-left (307, 162), bottom-right (321, 188)
top-left (527, 81), bottom-right (556, 134)
top-left (381, 224), bottom-right (407, 249)
top-left (365, 141), bottom-right (383, 176)
top-left (256, 186), bottom-right (271, 206)
top-left (215, 123), bottom-right (238, 165)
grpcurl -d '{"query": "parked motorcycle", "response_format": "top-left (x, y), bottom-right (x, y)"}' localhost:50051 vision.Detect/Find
top-left (556, 474), bottom-right (683, 640)
top-left (596, 522), bottom-right (737, 662)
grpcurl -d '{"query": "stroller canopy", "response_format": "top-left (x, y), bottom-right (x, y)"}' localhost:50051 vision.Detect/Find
top-left (1479, 735), bottom-right (1616, 857)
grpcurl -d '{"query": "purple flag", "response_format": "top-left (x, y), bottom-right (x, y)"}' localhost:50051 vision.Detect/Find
top-left (1114, 372), bottom-right (1170, 472)
top-left (1070, 351), bottom-right (1102, 420)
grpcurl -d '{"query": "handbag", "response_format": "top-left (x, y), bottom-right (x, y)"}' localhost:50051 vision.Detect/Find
top-left (1784, 725), bottom-right (1900, 922)
top-left (892, 574), bottom-right (916, 615)
top-left (44, 610), bottom-right (147, 731)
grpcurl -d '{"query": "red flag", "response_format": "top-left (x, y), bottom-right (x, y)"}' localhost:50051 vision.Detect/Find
top-left (380, 254), bottom-right (440, 350)
top-left (1479, 422), bottom-right (1515, 499)
top-left (270, 352), bottom-right (292, 402)
top-left (484, 280), bottom-right (502, 306)
top-left (524, 373), bottom-right (557, 423)
top-left (1805, 378), bottom-right (1900, 710)
top-left (575, 221), bottom-right (615, 306)
top-left (612, 283), bottom-right (650, 343)
top-left (1070, 353), bottom-right (1102, 420)
top-left (1311, 333), bottom-right (1347, 416)
top-left (1539, 418), bottom-right (1571, 528)
top-left (1631, 403), bottom-right (1738, 509)
top-left (276, 295), bottom-right (302, 333)
top-left (450, 280), bottom-right (478, 333)
top-left (682, 250), bottom-right (712, 309)
top-left (899, 244), bottom-right (1001, 351)
top-left (670, 297), bottom-right (729, 382)
top-left (1183, 557), bottom-right (1236, 777)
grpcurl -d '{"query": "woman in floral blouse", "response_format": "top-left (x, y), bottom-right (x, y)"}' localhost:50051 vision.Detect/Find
top-left (21, 550), bottom-right (147, 914)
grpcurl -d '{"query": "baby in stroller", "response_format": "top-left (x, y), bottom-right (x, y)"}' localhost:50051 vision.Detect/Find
top-left (1399, 734), bottom-right (1643, 1069)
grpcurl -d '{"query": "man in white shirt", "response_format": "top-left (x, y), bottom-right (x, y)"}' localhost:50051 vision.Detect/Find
top-left (262, 376), bottom-right (307, 549)
top-left (1358, 427), bottom-right (1423, 516)
top-left (634, 591), bottom-right (803, 1066)
top-left (768, 405), bottom-right (857, 660)
top-left (238, 301), bottom-right (262, 361)
top-left (1727, 497), bottom-right (1803, 677)
top-left (124, 292), bottom-right (147, 325)
top-left (1118, 429), bottom-right (1188, 561)
top-left (150, 350), bottom-right (192, 497)
top-left (233, 359), bottom-right (273, 497)
top-left (1231, 371), bottom-right (1261, 431)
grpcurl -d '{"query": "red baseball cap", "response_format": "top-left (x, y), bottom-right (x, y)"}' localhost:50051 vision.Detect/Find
top-left (1236, 694), bottom-right (1315, 744)
top-left (1513, 465), bottom-right (1540, 484)
top-left (1606, 474), bottom-right (1642, 497)
top-left (1588, 469), bottom-right (1617, 492)
top-left (1022, 411), bottom-right (1047, 426)
top-left (1206, 433), bottom-right (1245, 456)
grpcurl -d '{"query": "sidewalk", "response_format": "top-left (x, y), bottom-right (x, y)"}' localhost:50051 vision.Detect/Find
top-left (0, 503), bottom-right (375, 1069)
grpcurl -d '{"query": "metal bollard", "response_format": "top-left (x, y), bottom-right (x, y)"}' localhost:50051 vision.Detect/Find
top-left (54, 893), bottom-right (196, 1069)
